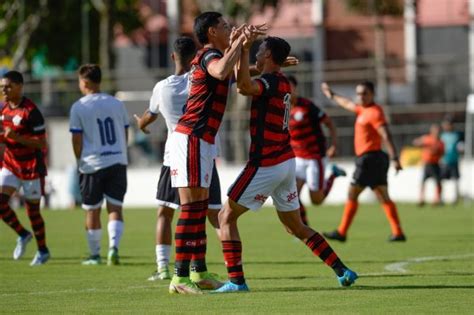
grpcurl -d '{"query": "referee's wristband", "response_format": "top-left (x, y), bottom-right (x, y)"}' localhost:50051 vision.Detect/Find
top-left (391, 156), bottom-right (399, 161)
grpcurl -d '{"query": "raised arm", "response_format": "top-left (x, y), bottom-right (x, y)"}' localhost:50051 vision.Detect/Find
top-left (378, 125), bottom-right (402, 173)
top-left (207, 33), bottom-right (246, 81)
top-left (236, 26), bottom-right (265, 96)
top-left (321, 82), bottom-right (357, 113)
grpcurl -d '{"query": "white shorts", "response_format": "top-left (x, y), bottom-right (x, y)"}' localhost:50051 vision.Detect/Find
top-left (295, 157), bottom-right (327, 191)
top-left (169, 132), bottom-right (217, 188)
top-left (228, 158), bottom-right (299, 212)
top-left (0, 168), bottom-right (42, 200)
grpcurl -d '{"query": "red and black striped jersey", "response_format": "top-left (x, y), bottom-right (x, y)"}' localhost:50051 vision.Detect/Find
top-left (248, 72), bottom-right (294, 167)
top-left (289, 97), bottom-right (327, 159)
top-left (0, 97), bottom-right (47, 179)
top-left (174, 47), bottom-right (229, 144)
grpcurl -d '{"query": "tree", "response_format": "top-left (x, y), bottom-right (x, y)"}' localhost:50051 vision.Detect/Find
top-left (345, 0), bottom-right (403, 104)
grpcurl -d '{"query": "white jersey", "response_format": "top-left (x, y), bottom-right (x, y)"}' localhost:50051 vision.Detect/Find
top-left (70, 93), bottom-right (129, 174)
top-left (149, 73), bottom-right (189, 166)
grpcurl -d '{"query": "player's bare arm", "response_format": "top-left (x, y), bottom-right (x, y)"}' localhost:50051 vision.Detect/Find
top-left (321, 82), bottom-right (357, 112)
top-left (4, 127), bottom-right (46, 149)
top-left (134, 109), bottom-right (157, 134)
top-left (378, 125), bottom-right (402, 172)
top-left (208, 33), bottom-right (246, 81)
top-left (236, 27), bottom-right (264, 96)
top-left (71, 133), bottom-right (82, 160)
top-left (322, 116), bottom-right (338, 158)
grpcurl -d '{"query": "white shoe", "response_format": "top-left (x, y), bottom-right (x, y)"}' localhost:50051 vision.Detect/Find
top-left (30, 249), bottom-right (50, 266)
top-left (13, 233), bottom-right (33, 260)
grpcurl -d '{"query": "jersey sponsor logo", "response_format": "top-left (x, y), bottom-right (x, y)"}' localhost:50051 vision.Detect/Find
top-left (170, 169), bottom-right (179, 176)
top-left (286, 191), bottom-right (298, 202)
top-left (12, 115), bottom-right (22, 126)
top-left (254, 194), bottom-right (268, 203)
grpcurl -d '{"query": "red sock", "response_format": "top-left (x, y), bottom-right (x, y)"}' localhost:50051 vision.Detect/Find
top-left (0, 198), bottom-right (29, 237)
top-left (382, 201), bottom-right (403, 236)
top-left (222, 240), bottom-right (245, 285)
top-left (25, 201), bottom-right (47, 251)
top-left (337, 200), bottom-right (358, 236)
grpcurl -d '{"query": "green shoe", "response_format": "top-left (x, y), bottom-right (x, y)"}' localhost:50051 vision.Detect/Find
top-left (190, 271), bottom-right (223, 290)
top-left (107, 247), bottom-right (119, 266)
top-left (148, 267), bottom-right (171, 281)
top-left (169, 276), bottom-right (203, 294)
top-left (82, 255), bottom-right (101, 265)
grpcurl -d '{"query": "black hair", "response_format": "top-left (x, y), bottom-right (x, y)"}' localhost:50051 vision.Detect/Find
top-left (174, 37), bottom-right (197, 62)
top-left (357, 80), bottom-right (375, 94)
top-left (194, 11), bottom-right (222, 45)
top-left (78, 64), bottom-right (101, 84)
top-left (287, 75), bottom-right (298, 86)
top-left (263, 37), bottom-right (291, 65)
top-left (2, 71), bottom-right (23, 84)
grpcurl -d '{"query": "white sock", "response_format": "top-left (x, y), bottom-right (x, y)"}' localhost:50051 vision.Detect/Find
top-left (86, 229), bottom-right (102, 256)
top-left (107, 220), bottom-right (124, 249)
top-left (156, 244), bottom-right (171, 270)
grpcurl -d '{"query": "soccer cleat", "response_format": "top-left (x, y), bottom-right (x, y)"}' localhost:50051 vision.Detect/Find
top-left (82, 255), bottom-right (102, 265)
top-left (323, 230), bottom-right (346, 242)
top-left (13, 232), bottom-right (33, 260)
top-left (169, 276), bottom-right (203, 294)
top-left (211, 281), bottom-right (249, 293)
top-left (190, 271), bottom-right (223, 290)
top-left (337, 268), bottom-right (358, 287)
top-left (388, 234), bottom-right (406, 242)
top-left (30, 248), bottom-right (50, 266)
top-left (148, 267), bottom-right (171, 281)
top-left (107, 247), bottom-right (120, 266)
top-left (331, 164), bottom-right (347, 177)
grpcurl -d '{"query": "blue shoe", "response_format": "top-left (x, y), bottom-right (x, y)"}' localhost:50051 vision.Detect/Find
top-left (331, 165), bottom-right (346, 177)
top-left (212, 281), bottom-right (249, 293)
top-left (30, 248), bottom-right (50, 266)
top-left (337, 268), bottom-right (358, 287)
top-left (13, 232), bottom-right (32, 260)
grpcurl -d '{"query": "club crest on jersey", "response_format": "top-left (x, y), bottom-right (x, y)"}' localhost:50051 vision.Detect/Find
top-left (12, 115), bottom-right (22, 126)
top-left (294, 111), bottom-right (304, 121)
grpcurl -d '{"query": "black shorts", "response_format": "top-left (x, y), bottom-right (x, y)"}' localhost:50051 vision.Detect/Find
top-left (423, 163), bottom-right (442, 182)
top-left (441, 163), bottom-right (460, 180)
top-left (352, 151), bottom-right (389, 189)
top-left (79, 164), bottom-right (127, 209)
top-left (156, 162), bottom-right (222, 210)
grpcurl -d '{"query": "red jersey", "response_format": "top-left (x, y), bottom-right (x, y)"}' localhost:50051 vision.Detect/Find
top-left (354, 104), bottom-right (387, 156)
top-left (249, 72), bottom-right (295, 167)
top-left (289, 97), bottom-right (327, 159)
top-left (420, 135), bottom-right (444, 164)
top-left (1, 97), bottom-right (47, 179)
top-left (174, 47), bottom-right (229, 144)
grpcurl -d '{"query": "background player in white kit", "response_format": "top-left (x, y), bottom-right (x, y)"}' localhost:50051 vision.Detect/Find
top-left (70, 64), bottom-right (129, 266)
top-left (134, 37), bottom-right (222, 288)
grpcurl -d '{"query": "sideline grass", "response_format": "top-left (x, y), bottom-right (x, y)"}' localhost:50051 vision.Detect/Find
top-left (1, 203), bottom-right (473, 314)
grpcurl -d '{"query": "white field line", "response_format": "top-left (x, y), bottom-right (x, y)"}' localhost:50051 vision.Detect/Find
top-left (383, 253), bottom-right (474, 274)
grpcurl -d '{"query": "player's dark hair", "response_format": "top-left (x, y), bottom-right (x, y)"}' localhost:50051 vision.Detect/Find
top-left (194, 11), bottom-right (222, 45)
top-left (443, 114), bottom-right (454, 124)
top-left (263, 36), bottom-right (291, 65)
top-left (2, 71), bottom-right (23, 84)
top-left (357, 80), bottom-right (375, 94)
top-left (174, 37), bottom-right (197, 63)
top-left (287, 75), bottom-right (298, 86)
top-left (78, 64), bottom-right (101, 84)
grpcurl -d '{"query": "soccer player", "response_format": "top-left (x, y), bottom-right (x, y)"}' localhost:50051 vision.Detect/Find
top-left (70, 64), bottom-right (129, 266)
top-left (321, 81), bottom-right (406, 242)
top-left (413, 124), bottom-right (445, 206)
top-left (214, 33), bottom-right (358, 293)
top-left (440, 116), bottom-right (463, 204)
top-left (0, 70), bottom-right (50, 265)
top-left (134, 37), bottom-right (222, 288)
top-left (287, 75), bottom-right (346, 226)
top-left (166, 12), bottom-right (265, 294)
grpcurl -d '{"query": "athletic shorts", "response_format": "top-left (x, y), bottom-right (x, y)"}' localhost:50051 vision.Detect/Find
top-left (0, 167), bottom-right (42, 200)
top-left (79, 164), bottom-right (127, 210)
top-left (295, 157), bottom-right (327, 191)
top-left (422, 163), bottom-right (441, 183)
top-left (156, 162), bottom-right (222, 210)
top-left (352, 150), bottom-right (389, 189)
top-left (441, 163), bottom-right (460, 180)
top-left (169, 132), bottom-right (216, 188)
top-left (227, 158), bottom-right (299, 212)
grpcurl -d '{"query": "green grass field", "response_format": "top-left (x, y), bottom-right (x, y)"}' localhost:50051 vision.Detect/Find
top-left (1, 203), bottom-right (473, 314)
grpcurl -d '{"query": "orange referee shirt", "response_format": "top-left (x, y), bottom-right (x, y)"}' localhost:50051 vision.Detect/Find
top-left (354, 104), bottom-right (387, 156)
top-left (420, 135), bottom-right (444, 164)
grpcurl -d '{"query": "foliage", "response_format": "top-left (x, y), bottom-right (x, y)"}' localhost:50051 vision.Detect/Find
top-left (345, 0), bottom-right (403, 16)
